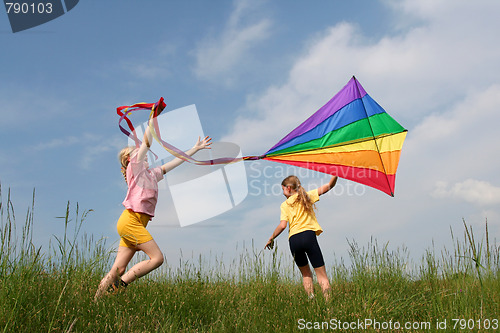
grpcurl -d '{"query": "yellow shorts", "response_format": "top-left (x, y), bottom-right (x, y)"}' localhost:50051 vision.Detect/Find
top-left (117, 209), bottom-right (153, 248)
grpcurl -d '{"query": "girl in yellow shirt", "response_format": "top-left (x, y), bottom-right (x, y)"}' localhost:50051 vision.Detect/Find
top-left (265, 175), bottom-right (337, 300)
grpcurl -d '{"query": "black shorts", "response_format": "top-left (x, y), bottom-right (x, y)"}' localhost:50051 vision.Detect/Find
top-left (288, 230), bottom-right (325, 268)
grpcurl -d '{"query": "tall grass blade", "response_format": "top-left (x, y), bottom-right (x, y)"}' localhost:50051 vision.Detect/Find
top-left (47, 279), bottom-right (69, 333)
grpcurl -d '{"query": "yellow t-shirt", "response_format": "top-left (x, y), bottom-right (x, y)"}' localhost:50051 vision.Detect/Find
top-left (280, 189), bottom-right (322, 238)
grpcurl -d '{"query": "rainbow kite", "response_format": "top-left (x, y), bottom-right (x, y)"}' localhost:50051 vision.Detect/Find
top-left (117, 76), bottom-right (407, 196)
top-left (262, 76), bottom-right (407, 196)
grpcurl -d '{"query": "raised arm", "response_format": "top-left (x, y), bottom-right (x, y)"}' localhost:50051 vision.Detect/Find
top-left (136, 104), bottom-right (166, 162)
top-left (161, 136), bottom-right (212, 174)
top-left (135, 126), bottom-right (152, 162)
top-left (317, 176), bottom-right (338, 196)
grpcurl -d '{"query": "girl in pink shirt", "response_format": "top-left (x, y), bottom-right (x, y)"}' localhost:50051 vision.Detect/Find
top-left (95, 105), bottom-right (212, 299)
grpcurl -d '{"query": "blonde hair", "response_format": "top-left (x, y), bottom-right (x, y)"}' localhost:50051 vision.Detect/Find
top-left (118, 146), bottom-right (136, 184)
top-left (281, 175), bottom-right (315, 215)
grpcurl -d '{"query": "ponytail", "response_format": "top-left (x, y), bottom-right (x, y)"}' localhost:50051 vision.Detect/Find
top-left (120, 166), bottom-right (127, 184)
top-left (281, 175), bottom-right (315, 215)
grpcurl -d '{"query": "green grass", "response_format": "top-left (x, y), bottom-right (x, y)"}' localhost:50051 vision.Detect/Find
top-left (0, 186), bottom-right (499, 332)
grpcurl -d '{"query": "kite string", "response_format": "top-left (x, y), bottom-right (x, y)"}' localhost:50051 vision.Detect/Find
top-left (148, 111), bottom-right (259, 165)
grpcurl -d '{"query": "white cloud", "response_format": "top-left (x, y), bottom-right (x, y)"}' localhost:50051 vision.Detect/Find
top-left (433, 179), bottom-right (500, 206)
top-left (30, 133), bottom-right (125, 170)
top-left (121, 61), bottom-right (170, 80)
top-left (81, 134), bottom-right (125, 170)
top-left (192, 0), bottom-right (272, 85)
top-left (406, 84), bottom-right (500, 181)
top-left (0, 89), bottom-right (71, 130)
top-left (32, 136), bottom-right (80, 150)
top-left (388, 0), bottom-right (499, 24)
top-left (119, 42), bottom-right (176, 80)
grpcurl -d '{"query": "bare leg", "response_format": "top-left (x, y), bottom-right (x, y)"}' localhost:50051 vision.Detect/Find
top-left (95, 246), bottom-right (136, 299)
top-left (314, 265), bottom-right (331, 300)
top-left (120, 239), bottom-right (164, 284)
top-left (298, 264), bottom-right (314, 298)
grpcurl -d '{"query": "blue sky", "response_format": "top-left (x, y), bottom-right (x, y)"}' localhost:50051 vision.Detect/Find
top-left (2, 0), bottom-right (500, 271)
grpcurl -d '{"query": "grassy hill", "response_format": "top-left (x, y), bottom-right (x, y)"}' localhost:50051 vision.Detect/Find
top-left (1, 193), bottom-right (498, 332)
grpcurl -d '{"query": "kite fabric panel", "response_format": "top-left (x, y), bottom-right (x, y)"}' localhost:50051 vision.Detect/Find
top-left (263, 76), bottom-right (407, 196)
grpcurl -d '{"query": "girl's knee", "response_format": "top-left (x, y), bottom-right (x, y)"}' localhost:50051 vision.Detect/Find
top-left (152, 254), bottom-right (164, 268)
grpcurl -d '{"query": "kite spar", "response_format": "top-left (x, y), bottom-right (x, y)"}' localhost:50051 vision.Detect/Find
top-left (117, 76), bottom-right (407, 196)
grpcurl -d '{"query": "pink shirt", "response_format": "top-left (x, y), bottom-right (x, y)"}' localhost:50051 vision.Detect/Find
top-left (122, 153), bottom-right (163, 218)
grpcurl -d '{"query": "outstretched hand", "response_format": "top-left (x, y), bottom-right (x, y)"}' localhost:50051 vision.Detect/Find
top-left (194, 136), bottom-right (212, 151)
top-left (265, 238), bottom-right (274, 250)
